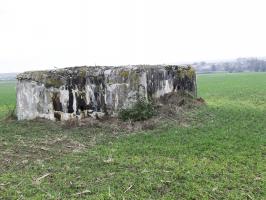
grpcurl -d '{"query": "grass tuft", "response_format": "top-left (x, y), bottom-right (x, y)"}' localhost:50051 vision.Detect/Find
top-left (4, 105), bottom-right (17, 121)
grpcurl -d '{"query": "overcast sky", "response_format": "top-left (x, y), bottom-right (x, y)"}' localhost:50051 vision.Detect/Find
top-left (0, 0), bottom-right (266, 73)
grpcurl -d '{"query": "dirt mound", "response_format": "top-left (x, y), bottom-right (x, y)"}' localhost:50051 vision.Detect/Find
top-left (157, 92), bottom-right (205, 116)
top-left (158, 91), bottom-right (204, 106)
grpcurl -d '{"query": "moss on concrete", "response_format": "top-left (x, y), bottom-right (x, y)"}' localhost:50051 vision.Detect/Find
top-left (176, 66), bottom-right (196, 80)
top-left (45, 78), bottom-right (64, 88)
top-left (119, 70), bottom-right (129, 79)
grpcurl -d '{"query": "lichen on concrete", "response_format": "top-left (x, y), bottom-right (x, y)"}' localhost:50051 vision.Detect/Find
top-left (16, 65), bottom-right (197, 121)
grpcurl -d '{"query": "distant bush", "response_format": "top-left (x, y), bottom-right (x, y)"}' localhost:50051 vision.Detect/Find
top-left (118, 98), bottom-right (155, 121)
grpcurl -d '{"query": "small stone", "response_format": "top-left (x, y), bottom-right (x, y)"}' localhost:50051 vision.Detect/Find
top-left (90, 112), bottom-right (105, 119)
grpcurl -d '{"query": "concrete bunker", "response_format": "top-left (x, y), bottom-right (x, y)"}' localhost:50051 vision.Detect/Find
top-left (16, 65), bottom-right (197, 121)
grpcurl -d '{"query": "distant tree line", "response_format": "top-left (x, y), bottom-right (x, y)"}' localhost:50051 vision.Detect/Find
top-left (193, 58), bottom-right (266, 73)
top-left (0, 73), bottom-right (17, 81)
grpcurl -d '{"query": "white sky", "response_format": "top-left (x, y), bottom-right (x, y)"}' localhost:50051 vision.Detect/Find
top-left (0, 0), bottom-right (266, 73)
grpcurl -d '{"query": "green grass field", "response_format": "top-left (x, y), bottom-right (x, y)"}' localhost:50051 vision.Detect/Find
top-left (0, 73), bottom-right (265, 199)
top-left (0, 81), bottom-right (16, 118)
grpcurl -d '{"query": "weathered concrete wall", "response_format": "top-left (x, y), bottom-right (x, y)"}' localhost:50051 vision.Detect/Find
top-left (16, 65), bottom-right (197, 121)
